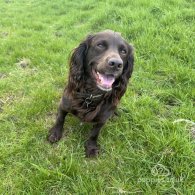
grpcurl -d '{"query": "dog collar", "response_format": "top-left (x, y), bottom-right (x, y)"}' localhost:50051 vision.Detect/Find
top-left (75, 92), bottom-right (103, 108)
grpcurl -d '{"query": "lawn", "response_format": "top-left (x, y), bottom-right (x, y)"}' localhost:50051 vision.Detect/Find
top-left (0, 0), bottom-right (195, 194)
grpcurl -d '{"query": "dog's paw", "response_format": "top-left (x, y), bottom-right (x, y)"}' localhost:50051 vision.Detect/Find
top-left (85, 141), bottom-right (100, 158)
top-left (47, 128), bottom-right (62, 143)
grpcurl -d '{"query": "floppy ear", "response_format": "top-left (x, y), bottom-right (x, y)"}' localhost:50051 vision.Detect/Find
top-left (123, 44), bottom-right (134, 82)
top-left (68, 35), bottom-right (93, 91)
top-left (114, 44), bottom-right (134, 100)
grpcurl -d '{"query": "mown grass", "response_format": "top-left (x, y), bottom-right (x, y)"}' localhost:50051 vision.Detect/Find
top-left (0, 0), bottom-right (195, 194)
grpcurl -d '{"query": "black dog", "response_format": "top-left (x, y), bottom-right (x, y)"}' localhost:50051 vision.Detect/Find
top-left (48, 30), bottom-right (134, 157)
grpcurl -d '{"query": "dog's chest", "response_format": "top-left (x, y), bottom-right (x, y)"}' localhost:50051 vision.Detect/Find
top-left (81, 100), bottom-right (115, 123)
top-left (62, 90), bottom-right (116, 123)
top-left (74, 96), bottom-right (114, 123)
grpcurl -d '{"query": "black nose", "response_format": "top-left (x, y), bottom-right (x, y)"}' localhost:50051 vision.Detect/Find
top-left (108, 58), bottom-right (123, 69)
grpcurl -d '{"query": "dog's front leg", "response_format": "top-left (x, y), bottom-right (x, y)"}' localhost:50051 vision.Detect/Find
top-left (85, 123), bottom-right (104, 157)
top-left (48, 105), bottom-right (67, 143)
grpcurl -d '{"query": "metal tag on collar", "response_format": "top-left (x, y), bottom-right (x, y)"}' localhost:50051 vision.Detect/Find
top-left (85, 94), bottom-right (93, 108)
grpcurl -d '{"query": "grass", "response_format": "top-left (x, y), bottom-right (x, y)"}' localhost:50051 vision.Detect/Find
top-left (0, 0), bottom-right (195, 194)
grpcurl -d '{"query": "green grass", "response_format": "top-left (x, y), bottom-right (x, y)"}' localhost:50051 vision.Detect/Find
top-left (0, 0), bottom-right (195, 194)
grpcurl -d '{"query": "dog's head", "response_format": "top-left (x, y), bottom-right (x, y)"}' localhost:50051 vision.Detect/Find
top-left (69, 30), bottom-right (134, 94)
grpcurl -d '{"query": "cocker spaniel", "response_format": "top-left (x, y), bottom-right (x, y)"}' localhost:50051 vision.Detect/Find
top-left (48, 30), bottom-right (134, 157)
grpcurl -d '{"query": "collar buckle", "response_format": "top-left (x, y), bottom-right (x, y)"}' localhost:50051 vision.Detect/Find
top-left (85, 94), bottom-right (93, 108)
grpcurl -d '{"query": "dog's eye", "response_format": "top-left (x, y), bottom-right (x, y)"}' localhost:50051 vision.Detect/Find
top-left (120, 49), bottom-right (127, 55)
top-left (97, 43), bottom-right (105, 48)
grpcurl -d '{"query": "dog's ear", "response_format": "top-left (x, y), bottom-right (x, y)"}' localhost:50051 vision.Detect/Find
top-left (68, 34), bottom-right (94, 91)
top-left (123, 44), bottom-right (134, 82)
top-left (113, 44), bottom-right (134, 100)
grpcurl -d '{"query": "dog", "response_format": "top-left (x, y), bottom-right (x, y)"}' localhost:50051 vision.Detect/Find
top-left (48, 30), bottom-right (134, 157)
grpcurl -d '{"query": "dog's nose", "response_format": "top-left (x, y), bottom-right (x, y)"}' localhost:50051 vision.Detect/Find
top-left (108, 58), bottom-right (123, 69)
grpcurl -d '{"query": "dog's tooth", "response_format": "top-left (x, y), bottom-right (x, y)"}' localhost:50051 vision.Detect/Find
top-left (97, 72), bottom-right (101, 81)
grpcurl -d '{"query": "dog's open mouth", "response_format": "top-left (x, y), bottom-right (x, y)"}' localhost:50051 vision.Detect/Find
top-left (93, 70), bottom-right (115, 91)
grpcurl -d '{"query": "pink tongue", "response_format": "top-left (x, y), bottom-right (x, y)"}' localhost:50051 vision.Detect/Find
top-left (98, 73), bottom-right (115, 88)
